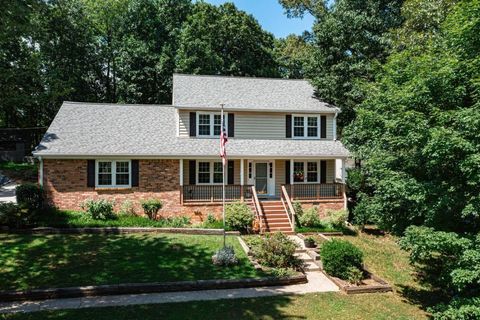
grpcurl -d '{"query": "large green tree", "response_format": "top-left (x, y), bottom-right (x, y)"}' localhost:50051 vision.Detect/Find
top-left (273, 34), bottom-right (313, 79)
top-left (343, 0), bottom-right (480, 234)
top-left (175, 2), bottom-right (278, 77)
top-left (280, 0), bottom-right (403, 127)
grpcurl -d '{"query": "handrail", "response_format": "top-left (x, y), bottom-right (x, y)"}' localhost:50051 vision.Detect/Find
top-left (281, 185), bottom-right (296, 232)
top-left (251, 186), bottom-right (264, 232)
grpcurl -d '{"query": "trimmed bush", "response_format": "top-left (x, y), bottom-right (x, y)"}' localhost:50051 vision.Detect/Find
top-left (81, 199), bottom-right (116, 220)
top-left (212, 246), bottom-right (238, 266)
top-left (251, 232), bottom-right (303, 270)
top-left (298, 207), bottom-right (321, 227)
top-left (225, 202), bottom-right (254, 232)
top-left (16, 183), bottom-right (43, 211)
top-left (324, 209), bottom-right (348, 228)
top-left (141, 199), bottom-right (163, 220)
top-left (320, 239), bottom-right (364, 280)
top-left (0, 203), bottom-right (25, 227)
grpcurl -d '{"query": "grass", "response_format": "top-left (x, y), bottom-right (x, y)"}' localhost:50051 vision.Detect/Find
top-left (0, 292), bottom-right (426, 320)
top-left (35, 210), bottom-right (222, 229)
top-left (0, 232), bottom-right (431, 319)
top-left (295, 225), bottom-right (344, 233)
top-left (0, 161), bottom-right (37, 182)
top-left (0, 233), bottom-right (268, 291)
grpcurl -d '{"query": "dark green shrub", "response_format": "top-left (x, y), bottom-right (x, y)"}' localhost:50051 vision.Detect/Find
top-left (320, 239), bottom-right (364, 280)
top-left (81, 199), bottom-right (116, 220)
top-left (225, 202), bottom-right (254, 232)
top-left (251, 232), bottom-right (303, 270)
top-left (16, 183), bottom-right (44, 211)
top-left (141, 199), bottom-right (163, 220)
top-left (0, 203), bottom-right (32, 228)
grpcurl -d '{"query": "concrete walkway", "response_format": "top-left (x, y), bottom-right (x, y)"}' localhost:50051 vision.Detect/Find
top-left (0, 272), bottom-right (338, 314)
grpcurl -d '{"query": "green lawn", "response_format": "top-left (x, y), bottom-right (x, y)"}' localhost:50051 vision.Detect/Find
top-left (0, 233), bottom-right (267, 291)
top-left (0, 292), bottom-right (425, 320)
top-left (0, 232), bottom-right (430, 319)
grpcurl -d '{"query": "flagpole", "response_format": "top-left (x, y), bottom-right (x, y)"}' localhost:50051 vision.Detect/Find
top-left (221, 103), bottom-right (226, 248)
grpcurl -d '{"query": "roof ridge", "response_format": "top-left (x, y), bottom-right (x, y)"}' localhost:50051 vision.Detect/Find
top-left (63, 101), bottom-right (173, 107)
top-left (173, 73), bottom-right (310, 82)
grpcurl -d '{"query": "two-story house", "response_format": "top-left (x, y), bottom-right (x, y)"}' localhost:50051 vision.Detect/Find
top-left (34, 74), bottom-right (349, 233)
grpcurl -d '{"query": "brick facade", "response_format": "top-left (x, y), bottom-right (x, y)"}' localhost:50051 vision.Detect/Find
top-left (300, 201), bottom-right (346, 217)
top-left (42, 159), bottom-right (223, 221)
top-left (42, 159), bottom-right (344, 222)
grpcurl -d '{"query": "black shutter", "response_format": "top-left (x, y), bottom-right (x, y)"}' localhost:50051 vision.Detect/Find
top-left (285, 160), bottom-right (291, 184)
top-left (228, 160), bottom-right (234, 185)
top-left (131, 160), bottom-right (139, 187)
top-left (189, 112), bottom-right (196, 137)
top-left (320, 115), bottom-right (327, 139)
top-left (286, 115), bottom-right (292, 138)
top-left (320, 160), bottom-right (327, 183)
top-left (87, 160), bottom-right (95, 187)
top-left (189, 160), bottom-right (196, 185)
top-left (228, 113), bottom-right (234, 137)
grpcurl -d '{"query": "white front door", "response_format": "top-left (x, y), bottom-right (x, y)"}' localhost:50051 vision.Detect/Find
top-left (251, 161), bottom-right (275, 196)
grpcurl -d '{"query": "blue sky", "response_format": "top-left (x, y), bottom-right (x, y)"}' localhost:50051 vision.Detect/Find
top-left (201, 0), bottom-right (315, 38)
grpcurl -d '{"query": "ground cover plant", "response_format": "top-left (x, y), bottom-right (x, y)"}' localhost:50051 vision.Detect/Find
top-left (0, 233), bottom-right (269, 291)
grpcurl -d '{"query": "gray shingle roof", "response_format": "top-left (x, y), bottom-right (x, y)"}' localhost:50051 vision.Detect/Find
top-left (34, 102), bottom-right (349, 158)
top-left (173, 74), bottom-right (338, 113)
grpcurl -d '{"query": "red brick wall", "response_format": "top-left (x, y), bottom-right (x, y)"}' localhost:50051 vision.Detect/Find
top-left (300, 201), bottom-right (345, 217)
top-left (42, 159), bottom-right (223, 221)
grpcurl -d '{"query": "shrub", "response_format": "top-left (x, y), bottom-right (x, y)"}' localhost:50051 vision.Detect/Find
top-left (201, 213), bottom-right (223, 229)
top-left (304, 236), bottom-right (316, 248)
top-left (0, 203), bottom-right (26, 227)
top-left (251, 232), bottom-right (303, 270)
top-left (293, 201), bottom-right (303, 216)
top-left (162, 216), bottom-right (190, 227)
top-left (346, 266), bottom-right (363, 285)
top-left (320, 239), bottom-right (364, 280)
top-left (225, 202), bottom-right (254, 232)
top-left (119, 200), bottom-right (136, 216)
top-left (16, 183), bottom-right (43, 211)
top-left (324, 209), bottom-right (348, 229)
top-left (298, 207), bottom-right (321, 227)
top-left (81, 199), bottom-right (116, 220)
top-left (141, 199), bottom-right (163, 220)
top-left (212, 246), bottom-right (238, 266)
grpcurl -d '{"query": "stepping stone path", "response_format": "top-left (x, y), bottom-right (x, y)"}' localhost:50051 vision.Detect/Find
top-left (289, 235), bottom-right (321, 272)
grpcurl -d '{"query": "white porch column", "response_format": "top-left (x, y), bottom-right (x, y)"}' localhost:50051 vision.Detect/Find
top-left (341, 158), bottom-right (347, 209)
top-left (179, 159), bottom-right (184, 204)
top-left (290, 159), bottom-right (294, 199)
top-left (240, 159), bottom-right (245, 201)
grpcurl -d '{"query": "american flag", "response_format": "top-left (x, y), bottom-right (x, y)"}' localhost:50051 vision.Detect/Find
top-left (220, 106), bottom-right (228, 166)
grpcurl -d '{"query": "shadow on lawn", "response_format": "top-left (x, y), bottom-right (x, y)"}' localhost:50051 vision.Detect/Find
top-left (0, 233), bottom-right (264, 292)
top-left (2, 296), bottom-right (302, 320)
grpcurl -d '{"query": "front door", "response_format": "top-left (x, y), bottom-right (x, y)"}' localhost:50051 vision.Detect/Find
top-left (255, 162), bottom-right (268, 194)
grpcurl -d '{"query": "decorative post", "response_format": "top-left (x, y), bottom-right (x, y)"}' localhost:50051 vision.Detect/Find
top-left (179, 159), bottom-right (183, 205)
top-left (240, 158), bottom-right (244, 202)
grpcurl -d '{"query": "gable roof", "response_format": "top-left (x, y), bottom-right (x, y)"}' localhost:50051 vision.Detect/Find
top-left (172, 74), bottom-right (339, 113)
top-left (34, 101), bottom-right (349, 158)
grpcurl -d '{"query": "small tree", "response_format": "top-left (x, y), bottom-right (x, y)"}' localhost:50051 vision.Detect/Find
top-left (141, 199), bottom-right (163, 220)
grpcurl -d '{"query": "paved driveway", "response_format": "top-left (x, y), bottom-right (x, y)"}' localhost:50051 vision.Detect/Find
top-left (0, 180), bottom-right (17, 203)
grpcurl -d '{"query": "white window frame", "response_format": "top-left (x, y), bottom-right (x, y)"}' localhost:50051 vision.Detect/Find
top-left (196, 160), bottom-right (224, 185)
top-left (293, 160), bottom-right (320, 183)
top-left (95, 160), bottom-right (131, 188)
top-left (292, 114), bottom-right (320, 139)
top-left (197, 112), bottom-right (228, 138)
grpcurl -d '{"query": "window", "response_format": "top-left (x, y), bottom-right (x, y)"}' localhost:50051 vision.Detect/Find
top-left (96, 160), bottom-right (130, 187)
top-left (248, 162), bottom-right (252, 179)
top-left (292, 115), bottom-right (319, 138)
top-left (307, 162), bottom-right (318, 182)
top-left (197, 113), bottom-right (226, 137)
top-left (197, 161), bottom-right (224, 184)
top-left (293, 161), bottom-right (320, 183)
top-left (198, 162), bottom-right (210, 183)
top-left (293, 162), bottom-right (304, 182)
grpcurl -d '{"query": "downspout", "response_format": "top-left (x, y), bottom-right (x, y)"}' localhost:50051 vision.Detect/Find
top-left (38, 156), bottom-right (43, 187)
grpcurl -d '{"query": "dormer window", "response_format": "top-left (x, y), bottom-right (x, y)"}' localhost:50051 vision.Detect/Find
top-left (293, 115), bottom-right (319, 138)
top-left (197, 112), bottom-right (226, 137)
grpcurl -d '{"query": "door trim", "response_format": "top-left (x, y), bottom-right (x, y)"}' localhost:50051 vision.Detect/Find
top-left (251, 160), bottom-right (275, 197)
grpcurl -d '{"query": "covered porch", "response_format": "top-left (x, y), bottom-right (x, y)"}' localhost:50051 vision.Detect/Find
top-left (178, 158), bottom-right (347, 206)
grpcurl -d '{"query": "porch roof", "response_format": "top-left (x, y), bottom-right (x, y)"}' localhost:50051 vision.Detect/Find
top-left (33, 102), bottom-right (350, 158)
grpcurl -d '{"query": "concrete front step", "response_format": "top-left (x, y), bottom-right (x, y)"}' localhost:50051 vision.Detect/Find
top-left (304, 261), bottom-right (321, 271)
top-left (294, 252), bottom-right (313, 262)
